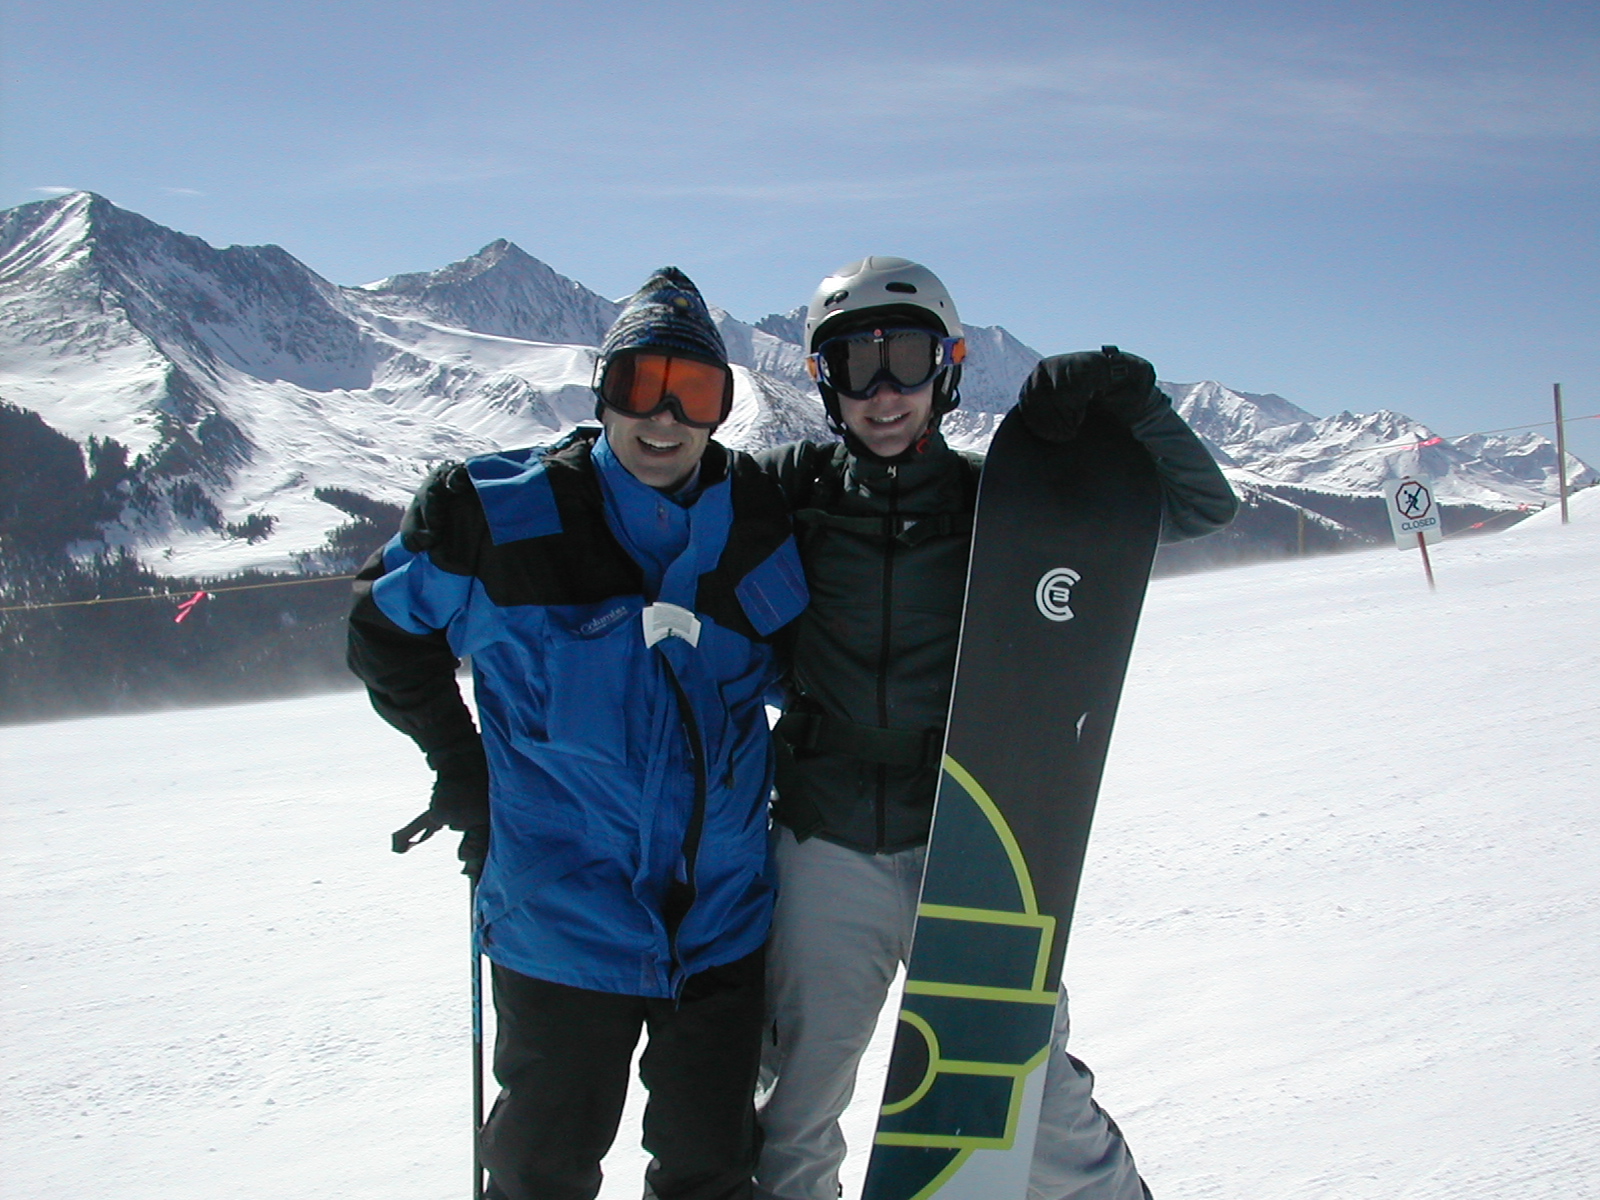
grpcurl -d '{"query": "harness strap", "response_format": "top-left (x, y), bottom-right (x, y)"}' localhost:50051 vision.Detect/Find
top-left (793, 509), bottom-right (892, 536)
top-left (793, 508), bottom-right (974, 545)
top-left (775, 709), bottom-right (944, 771)
top-left (897, 511), bottom-right (974, 546)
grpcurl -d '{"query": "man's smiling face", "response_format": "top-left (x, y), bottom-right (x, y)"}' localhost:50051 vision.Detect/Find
top-left (837, 379), bottom-right (936, 459)
top-left (601, 406), bottom-right (711, 491)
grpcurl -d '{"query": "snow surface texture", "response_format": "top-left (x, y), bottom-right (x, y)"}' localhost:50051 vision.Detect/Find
top-left (5, 492), bottom-right (1596, 1200)
top-left (3, 191), bottom-right (1590, 581)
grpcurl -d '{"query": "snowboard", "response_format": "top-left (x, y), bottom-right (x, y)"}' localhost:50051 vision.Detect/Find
top-left (860, 406), bottom-right (1162, 1200)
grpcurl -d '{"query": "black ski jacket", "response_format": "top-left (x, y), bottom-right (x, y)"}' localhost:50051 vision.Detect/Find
top-left (755, 400), bottom-right (1236, 854)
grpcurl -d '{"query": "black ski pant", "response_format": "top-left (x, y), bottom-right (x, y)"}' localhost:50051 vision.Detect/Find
top-left (481, 947), bottom-right (765, 1200)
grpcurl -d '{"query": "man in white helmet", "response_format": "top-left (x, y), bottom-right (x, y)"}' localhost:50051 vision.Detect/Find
top-left (752, 257), bottom-right (1237, 1200)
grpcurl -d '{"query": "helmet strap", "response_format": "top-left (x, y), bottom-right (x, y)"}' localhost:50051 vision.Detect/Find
top-left (819, 381), bottom-right (847, 436)
top-left (931, 364), bottom-right (962, 417)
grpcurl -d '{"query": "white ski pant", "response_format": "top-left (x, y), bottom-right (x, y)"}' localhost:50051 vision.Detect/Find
top-left (756, 827), bottom-right (1149, 1200)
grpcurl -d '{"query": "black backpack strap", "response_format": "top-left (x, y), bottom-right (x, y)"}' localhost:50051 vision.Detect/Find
top-left (775, 709), bottom-right (944, 771)
top-left (791, 440), bottom-right (853, 532)
top-left (958, 450), bottom-right (984, 512)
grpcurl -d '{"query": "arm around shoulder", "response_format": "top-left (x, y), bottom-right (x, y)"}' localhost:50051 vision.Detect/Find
top-left (750, 439), bottom-right (838, 512)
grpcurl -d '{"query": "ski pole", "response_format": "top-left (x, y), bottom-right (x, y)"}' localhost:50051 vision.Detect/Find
top-left (471, 877), bottom-right (485, 1200)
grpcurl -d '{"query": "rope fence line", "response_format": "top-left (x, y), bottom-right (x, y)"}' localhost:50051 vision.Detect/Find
top-left (3, 413), bottom-right (1593, 617)
top-left (1449, 507), bottom-right (1540, 537)
top-left (1449, 411), bottom-right (1599, 439)
top-left (1296, 411), bottom-right (1599, 462)
top-left (0, 573), bottom-right (357, 614)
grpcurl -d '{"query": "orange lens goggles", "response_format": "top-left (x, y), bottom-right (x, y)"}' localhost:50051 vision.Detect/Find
top-left (597, 352), bottom-right (733, 428)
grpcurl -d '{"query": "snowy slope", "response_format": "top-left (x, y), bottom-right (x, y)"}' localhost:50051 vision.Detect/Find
top-left (4, 492), bottom-right (1596, 1200)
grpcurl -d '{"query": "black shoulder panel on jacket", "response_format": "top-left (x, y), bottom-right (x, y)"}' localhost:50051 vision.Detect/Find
top-left (752, 439), bottom-right (849, 512)
top-left (472, 433), bottom-right (646, 608)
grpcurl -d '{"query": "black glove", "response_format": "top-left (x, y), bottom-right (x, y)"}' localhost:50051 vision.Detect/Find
top-left (1017, 346), bottom-right (1162, 443)
top-left (425, 741), bottom-right (490, 831)
top-left (390, 741), bottom-right (490, 863)
top-left (429, 743), bottom-right (489, 880)
top-left (457, 826), bottom-right (489, 882)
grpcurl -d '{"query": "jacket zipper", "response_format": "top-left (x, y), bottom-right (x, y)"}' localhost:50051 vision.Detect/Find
top-left (659, 655), bottom-right (708, 998)
top-left (874, 465), bottom-right (898, 852)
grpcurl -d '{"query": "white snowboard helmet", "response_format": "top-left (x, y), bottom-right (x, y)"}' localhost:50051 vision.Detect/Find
top-left (804, 256), bottom-right (965, 433)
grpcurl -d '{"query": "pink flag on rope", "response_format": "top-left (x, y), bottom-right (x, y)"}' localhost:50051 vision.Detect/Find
top-left (174, 591), bottom-right (211, 624)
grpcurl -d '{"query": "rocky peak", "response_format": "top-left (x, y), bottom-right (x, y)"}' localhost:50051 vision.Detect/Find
top-left (355, 240), bottom-right (619, 346)
top-left (1167, 380), bottom-right (1319, 446)
top-left (753, 306), bottom-right (807, 346)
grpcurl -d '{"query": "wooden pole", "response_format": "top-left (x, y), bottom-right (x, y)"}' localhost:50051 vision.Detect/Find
top-left (1417, 532), bottom-right (1437, 591)
top-left (1553, 383), bottom-right (1570, 525)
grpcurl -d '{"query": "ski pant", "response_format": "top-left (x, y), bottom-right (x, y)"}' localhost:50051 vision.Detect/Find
top-left (482, 948), bottom-right (765, 1200)
top-left (755, 827), bottom-right (1150, 1200)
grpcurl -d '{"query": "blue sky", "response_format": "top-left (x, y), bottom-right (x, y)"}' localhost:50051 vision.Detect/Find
top-left (4, 0), bottom-right (1597, 462)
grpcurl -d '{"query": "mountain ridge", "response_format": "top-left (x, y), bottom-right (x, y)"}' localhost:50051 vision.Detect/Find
top-left (1, 191), bottom-right (1591, 585)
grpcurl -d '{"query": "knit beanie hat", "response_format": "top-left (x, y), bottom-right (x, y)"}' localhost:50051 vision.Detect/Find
top-left (599, 266), bottom-right (728, 367)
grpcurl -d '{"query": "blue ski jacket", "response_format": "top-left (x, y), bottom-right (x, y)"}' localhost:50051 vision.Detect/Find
top-left (349, 429), bottom-right (808, 997)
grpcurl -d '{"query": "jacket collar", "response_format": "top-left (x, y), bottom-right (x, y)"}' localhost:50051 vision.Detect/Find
top-left (845, 428), bottom-right (959, 495)
top-left (592, 432), bottom-right (733, 602)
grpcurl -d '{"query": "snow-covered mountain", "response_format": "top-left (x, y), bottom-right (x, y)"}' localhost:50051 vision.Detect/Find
top-left (0, 192), bottom-right (826, 577)
top-left (356, 239), bottom-right (622, 346)
top-left (1, 192), bottom-right (1590, 583)
top-left (1147, 380), bottom-right (1595, 570)
top-left (742, 313), bottom-right (1592, 508)
top-left (1167, 380), bottom-right (1589, 507)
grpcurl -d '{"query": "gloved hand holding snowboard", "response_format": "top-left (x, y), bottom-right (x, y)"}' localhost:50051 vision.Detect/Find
top-left (1017, 345), bottom-right (1165, 443)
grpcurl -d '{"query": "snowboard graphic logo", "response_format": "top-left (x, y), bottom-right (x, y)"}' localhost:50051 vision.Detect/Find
top-left (1034, 568), bottom-right (1082, 622)
top-left (868, 755), bottom-right (1058, 1198)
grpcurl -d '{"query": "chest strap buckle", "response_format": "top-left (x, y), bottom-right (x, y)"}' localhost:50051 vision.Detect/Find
top-left (643, 603), bottom-right (702, 648)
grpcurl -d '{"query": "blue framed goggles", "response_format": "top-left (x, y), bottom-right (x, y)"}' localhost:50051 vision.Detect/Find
top-left (808, 327), bottom-right (965, 400)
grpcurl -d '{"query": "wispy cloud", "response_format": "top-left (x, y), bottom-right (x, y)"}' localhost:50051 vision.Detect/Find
top-left (32, 186), bottom-right (77, 196)
top-left (813, 45), bottom-right (1600, 168)
top-left (320, 153), bottom-right (535, 191)
top-left (162, 187), bottom-right (207, 197)
top-left (292, 29), bottom-right (1597, 215)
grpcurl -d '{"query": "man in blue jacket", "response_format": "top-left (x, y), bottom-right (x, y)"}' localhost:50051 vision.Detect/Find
top-left (348, 268), bottom-right (809, 1200)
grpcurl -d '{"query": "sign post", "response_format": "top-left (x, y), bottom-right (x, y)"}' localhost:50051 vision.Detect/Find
top-left (1553, 383), bottom-right (1570, 525)
top-left (1384, 476), bottom-right (1442, 591)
